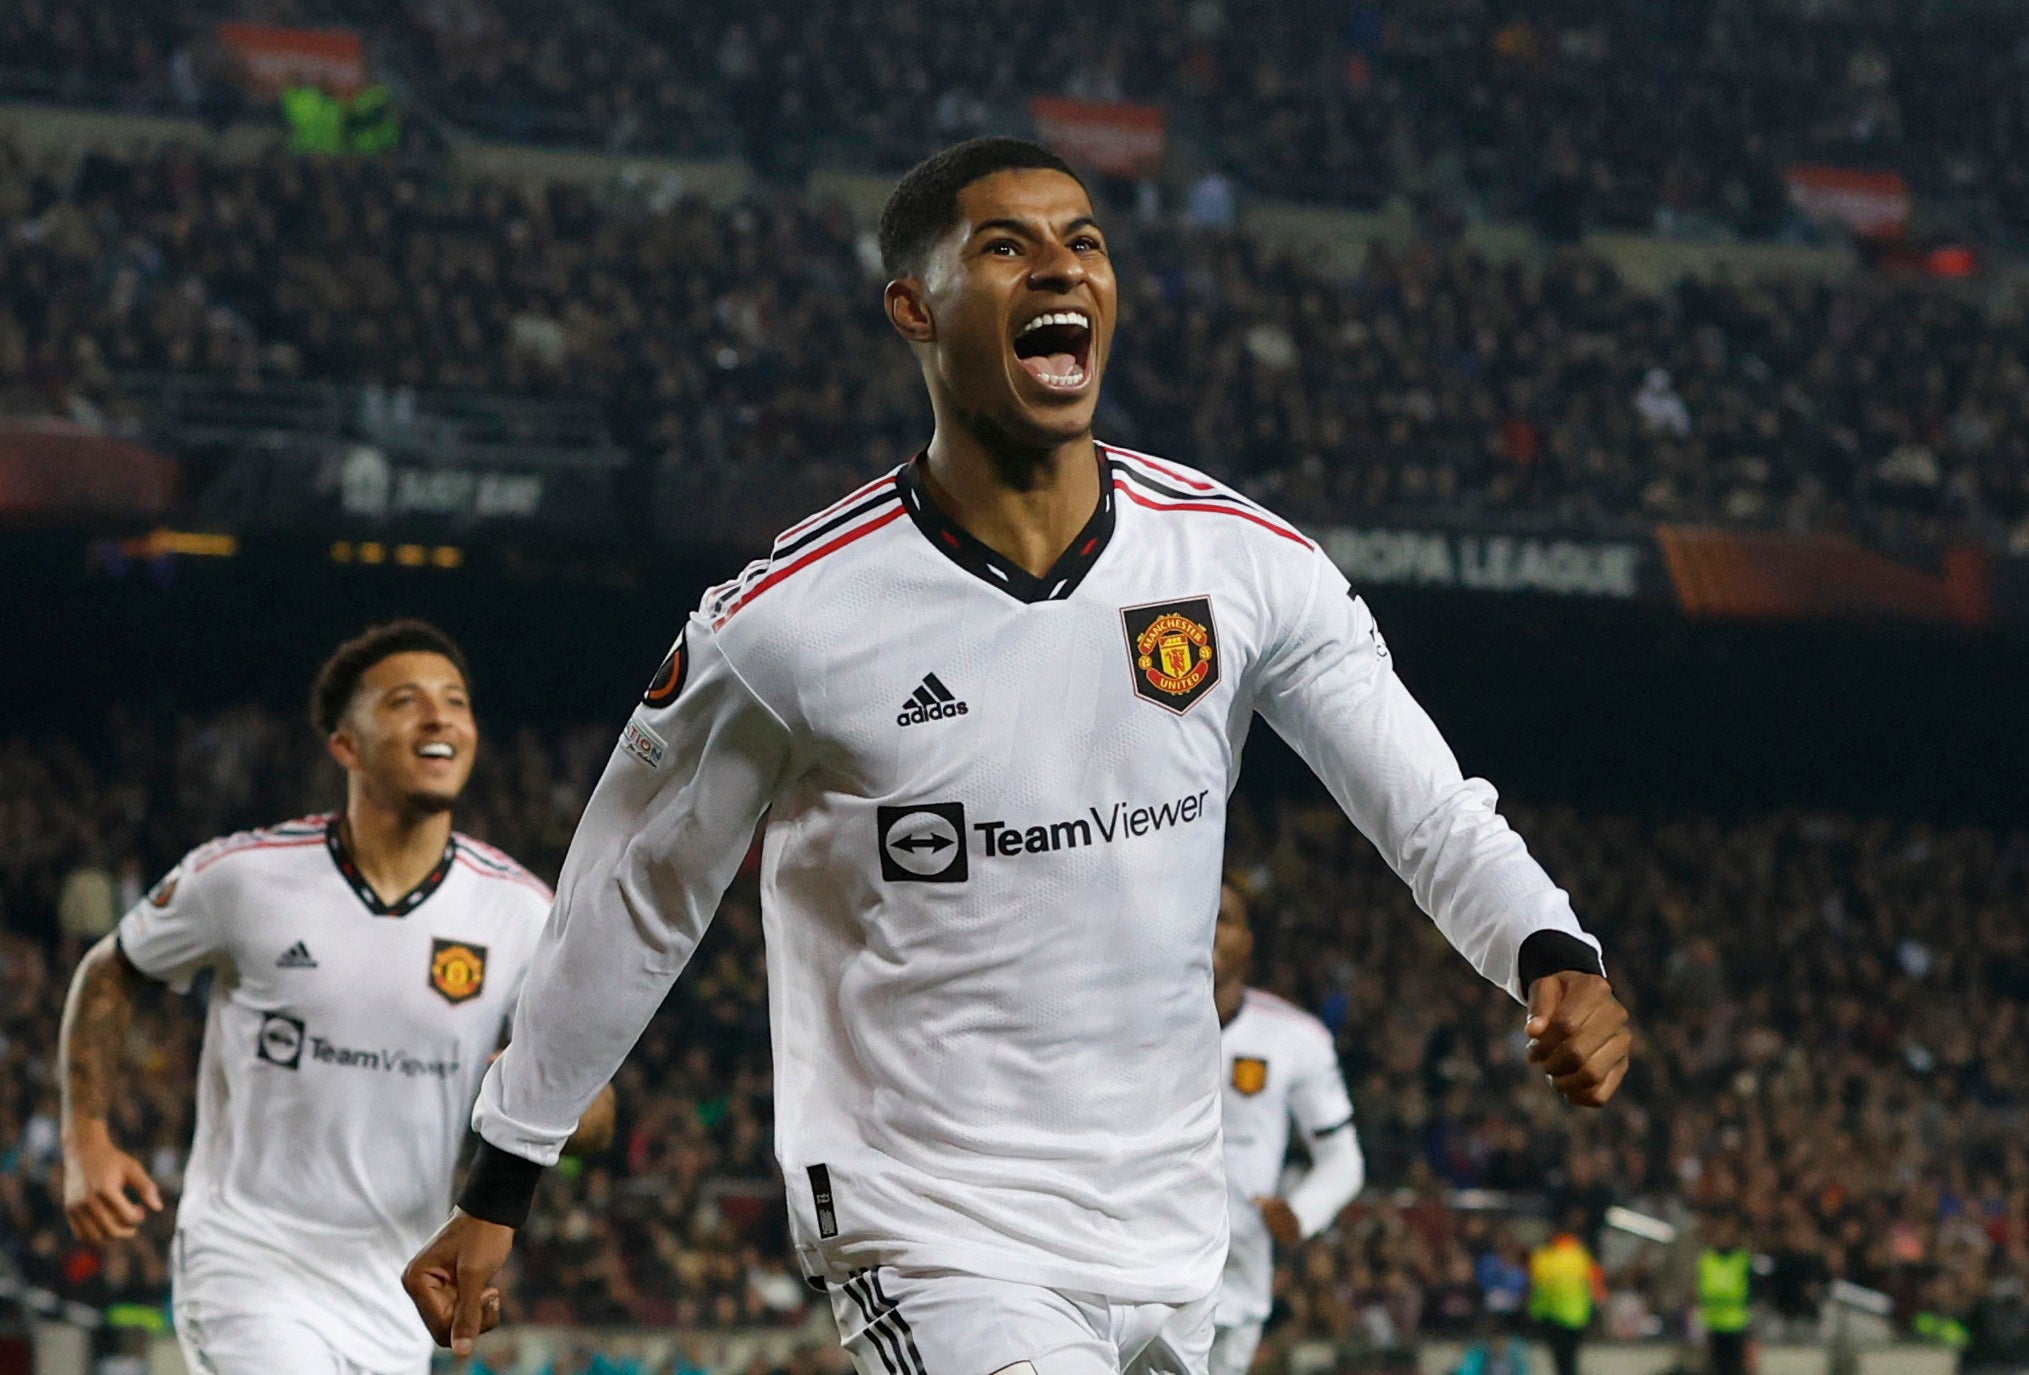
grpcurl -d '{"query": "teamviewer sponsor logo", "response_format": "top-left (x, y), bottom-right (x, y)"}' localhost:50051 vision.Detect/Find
top-left (255, 1012), bottom-right (306, 1069)
top-left (878, 803), bottom-right (969, 882)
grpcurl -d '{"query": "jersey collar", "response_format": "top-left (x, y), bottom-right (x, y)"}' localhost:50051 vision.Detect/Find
top-left (324, 815), bottom-right (456, 918)
top-left (895, 451), bottom-right (1115, 604)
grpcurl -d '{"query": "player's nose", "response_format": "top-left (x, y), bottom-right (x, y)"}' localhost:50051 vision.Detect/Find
top-left (1027, 238), bottom-right (1087, 292)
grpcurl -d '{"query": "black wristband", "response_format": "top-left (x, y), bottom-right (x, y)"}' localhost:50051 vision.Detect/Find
top-left (1517, 929), bottom-right (1607, 992)
top-left (456, 1140), bottom-right (545, 1229)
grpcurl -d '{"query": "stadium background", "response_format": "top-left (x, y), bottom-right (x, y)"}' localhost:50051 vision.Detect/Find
top-left (4, 0), bottom-right (2029, 1371)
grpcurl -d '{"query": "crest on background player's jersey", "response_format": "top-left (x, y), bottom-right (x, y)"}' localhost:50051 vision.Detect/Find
top-left (148, 867), bottom-right (181, 908)
top-left (1232, 1055), bottom-right (1268, 1095)
top-left (429, 939), bottom-right (488, 1004)
top-left (642, 629), bottom-right (689, 708)
top-left (1121, 597), bottom-right (1220, 715)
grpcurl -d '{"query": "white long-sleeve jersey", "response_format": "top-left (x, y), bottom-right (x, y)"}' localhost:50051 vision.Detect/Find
top-left (473, 444), bottom-right (1603, 1303)
top-left (1217, 989), bottom-right (1364, 1325)
top-left (116, 815), bottom-right (548, 1370)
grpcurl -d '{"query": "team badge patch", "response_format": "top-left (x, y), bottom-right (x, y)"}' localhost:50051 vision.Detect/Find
top-left (148, 867), bottom-right (181, 908)
top-left (1232, 1055), bottom-right (1268, 1095)
top-left (642, 629), bottom-right (689, 708)
top-left (429, 939), bottom-right (488, 1005)
top-left (1121, 597), bottom-right (1220, 714)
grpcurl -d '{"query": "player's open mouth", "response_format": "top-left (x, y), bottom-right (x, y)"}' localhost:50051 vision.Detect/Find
top-left (1013, 310), bottom-right (1093, 391)
top-left (417, 742), bottom-right (456, 759)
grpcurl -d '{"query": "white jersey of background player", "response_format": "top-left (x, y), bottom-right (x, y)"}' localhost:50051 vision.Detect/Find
top-left (57, 623), bottom-right (612, 1375)
top-left (1210, 885), bottom-right (1365, 1375)
top-left (409, 140), bottom-right (1634, 1375)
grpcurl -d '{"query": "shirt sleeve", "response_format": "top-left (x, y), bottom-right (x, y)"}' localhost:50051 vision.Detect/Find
top-left (1284, 1028), bottom-right (1363, 1237)
top-left (1252, 551), bottom-right (1603, 1003)
top-left (114, 857), bottom-right (227, 994)
top-left (470, 615), bottom-right (795, 1171)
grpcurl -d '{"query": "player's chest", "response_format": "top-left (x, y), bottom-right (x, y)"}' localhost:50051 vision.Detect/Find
top-left (227, 883), bottom-right (510, 1039)
top-left (808, 583), bottom-right (1260, 787)
top-left (1222, 1030), bottom-right (1294, 1112)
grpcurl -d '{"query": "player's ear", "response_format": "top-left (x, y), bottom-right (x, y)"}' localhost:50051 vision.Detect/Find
top-left (326, 723), bottom-right (361, 773)
top-left (885, 278), bottom-right (935, 345)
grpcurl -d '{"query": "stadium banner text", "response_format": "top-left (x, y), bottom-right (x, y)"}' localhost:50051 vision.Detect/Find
top-left (1320, 527), bottom-right (1653, 601)
top-left (1322, 523), bottom-right (1998, 625)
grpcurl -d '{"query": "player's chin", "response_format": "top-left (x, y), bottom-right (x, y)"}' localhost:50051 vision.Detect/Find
top-left (1005, 384), bottom-right (1101, 445)
top-left (401, 782), bottom-right (463, 815)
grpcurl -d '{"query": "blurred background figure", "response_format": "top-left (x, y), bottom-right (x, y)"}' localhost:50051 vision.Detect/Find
top-left (1528, 1217), bottom-right (1602, 1375)
top-left (1697, 1212), bottom-right (1753, 1375)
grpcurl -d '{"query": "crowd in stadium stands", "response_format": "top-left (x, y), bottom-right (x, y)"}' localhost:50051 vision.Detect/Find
top-left (7, 0), bottom-right (2029, 243)
top-left (6, 138), bottom-right (2029, 554)
top-left (3, 706), bottom-right (2027, 1364)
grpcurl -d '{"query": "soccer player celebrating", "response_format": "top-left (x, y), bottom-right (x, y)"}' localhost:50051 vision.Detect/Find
top-left (1210, 884), bottom-right (1365, 1375)
top-left (58, 621), bottom-right (614, 1375)
top-left (407, 139), bottom-right (1631, 1373)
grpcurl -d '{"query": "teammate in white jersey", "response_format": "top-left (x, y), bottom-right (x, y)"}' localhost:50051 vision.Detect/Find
top-left (1210, 885), bottom-right (1365, 1375)
top-left (57, 621), bottom-right (613, 1375)
top-left (407, 138), bottom-right (1634, 1373)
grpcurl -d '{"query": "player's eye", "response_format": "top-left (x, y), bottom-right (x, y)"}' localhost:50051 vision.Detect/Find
top-left (984, 239), bottom-right (1021, 257)
top-left (1072, 235), bottom-right (1104, 253)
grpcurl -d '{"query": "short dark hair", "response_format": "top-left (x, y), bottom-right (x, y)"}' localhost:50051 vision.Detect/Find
top-left (878, 137), bottom-right (1084, 279)
top-left (310, 619), bottom-right (471, 737)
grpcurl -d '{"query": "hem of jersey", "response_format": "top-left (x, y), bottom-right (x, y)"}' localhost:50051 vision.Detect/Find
top-left (174, 1218), bottom-right (434, 1372)
top-left (796, 1237), bottom-right (1219, 1307)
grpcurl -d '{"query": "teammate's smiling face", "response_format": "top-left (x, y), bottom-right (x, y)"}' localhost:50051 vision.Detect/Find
top-left (891, 168), bottom-right (1116, 448)
top-left (327, 651), bottom-right (477, 814)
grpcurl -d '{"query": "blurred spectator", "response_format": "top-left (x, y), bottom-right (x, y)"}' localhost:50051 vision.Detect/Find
top-left (1632, 369), bottom-right (1691, 440)
top-left (9, 139), bottom-right (2029, 554)
top-left (19, 0), bottom-right (2029, 243)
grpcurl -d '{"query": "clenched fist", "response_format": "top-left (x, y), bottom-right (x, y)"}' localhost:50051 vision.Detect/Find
top-left (1525, 972), bottom-right (1632, 1107)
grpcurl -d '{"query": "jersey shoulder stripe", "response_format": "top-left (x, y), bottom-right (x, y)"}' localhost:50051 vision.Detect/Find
top-left (1246, 989), bottom-right (1333, 1037)
top-left (452, 836), bottom-right (554, 902)
top-left (190, 814), bottom-right (335, 874)
top-left (1103, 447), bottom-right (1315, 549)
top-left (712, 474), bottom-right (906, 626)
top-left (776, 469), bottom-right (902, 544)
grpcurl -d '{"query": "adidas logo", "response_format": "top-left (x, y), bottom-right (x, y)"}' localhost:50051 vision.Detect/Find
top-left (896, 673), bottom-right (969, 727)
top-left (276, 941), bottom-right (318, 969)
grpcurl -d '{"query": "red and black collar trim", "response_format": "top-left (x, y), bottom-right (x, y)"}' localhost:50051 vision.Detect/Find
top-left (895, 452), bottom-right (1116, 604)
top-left (325, 816), bottom-right (456, 918)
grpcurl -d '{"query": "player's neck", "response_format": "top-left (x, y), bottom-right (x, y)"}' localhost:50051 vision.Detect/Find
top-left (339, 791), bottom-right (453, 904)
top-left (921, 426), bottom-right (1101, 580)
top-left (1215, 980), bottom-right (1245, 1027)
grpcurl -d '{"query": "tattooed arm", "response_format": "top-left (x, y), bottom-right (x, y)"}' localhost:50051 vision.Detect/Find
top-left (58, 934), bottom-right (165, 1242)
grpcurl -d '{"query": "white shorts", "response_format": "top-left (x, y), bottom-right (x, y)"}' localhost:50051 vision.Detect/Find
top-left (173, 1234), bottom-right (428, 1375)
top-left (1206, 1321), bottom-right (1264, 1375)
top-left (828, 1267), bottom-right (1215, 1375)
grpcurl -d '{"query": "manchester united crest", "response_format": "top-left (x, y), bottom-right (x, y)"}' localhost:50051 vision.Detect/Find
top-left (428, 938), bottom-right (488, 1005)
top-left (1121, 597), bottom-right (1220, 714)
top-left (1232, 1055), bottom-right (1268, 1095)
